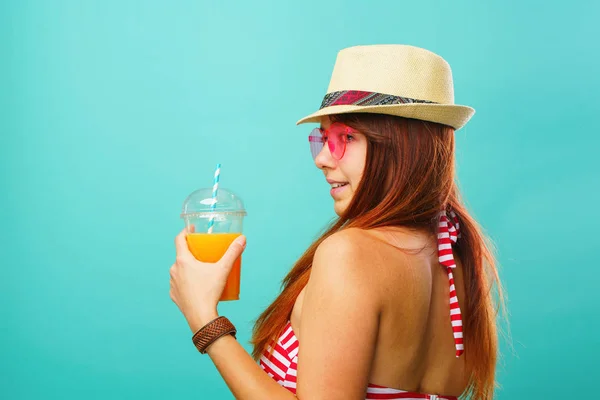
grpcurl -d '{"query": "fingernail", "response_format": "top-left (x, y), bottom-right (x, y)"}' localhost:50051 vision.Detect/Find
top-left (237, 235), bottom-right (246, 249)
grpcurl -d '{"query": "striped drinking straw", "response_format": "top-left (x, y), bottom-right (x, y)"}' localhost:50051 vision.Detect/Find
top-left (207, 163), bottom-right (221, 233)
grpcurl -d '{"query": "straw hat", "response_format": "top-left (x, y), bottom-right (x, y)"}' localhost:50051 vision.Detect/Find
top-left (296, 44), bottom-right (475, 130)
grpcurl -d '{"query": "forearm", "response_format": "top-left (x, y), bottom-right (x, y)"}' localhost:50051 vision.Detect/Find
top-left (205, 333), bottom-right (297, 400)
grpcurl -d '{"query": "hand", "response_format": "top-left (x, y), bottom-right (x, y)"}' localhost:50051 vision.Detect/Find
top-left (169, 227), bottom-right (246, 332)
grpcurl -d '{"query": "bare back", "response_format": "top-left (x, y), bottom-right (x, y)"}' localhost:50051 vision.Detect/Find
top-left (290, 227), bottom-right (469, 397)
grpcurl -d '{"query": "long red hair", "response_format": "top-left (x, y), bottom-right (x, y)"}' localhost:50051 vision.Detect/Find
top-left (250, 113), bottom-right (505, 400)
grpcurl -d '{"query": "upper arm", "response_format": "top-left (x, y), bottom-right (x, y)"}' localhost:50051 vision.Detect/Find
top-left (296, 230), bottom-right (382, 400)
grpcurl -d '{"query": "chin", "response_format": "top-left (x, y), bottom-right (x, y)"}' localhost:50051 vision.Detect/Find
top-left (333, 198), bottom-right (349, 216)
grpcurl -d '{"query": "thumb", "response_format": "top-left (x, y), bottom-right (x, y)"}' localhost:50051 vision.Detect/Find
top-left (219, 235), bottom-right (246, 267)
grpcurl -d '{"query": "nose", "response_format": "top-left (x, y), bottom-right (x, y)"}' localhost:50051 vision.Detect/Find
top-left (314, 142), bottom-right (336, 170)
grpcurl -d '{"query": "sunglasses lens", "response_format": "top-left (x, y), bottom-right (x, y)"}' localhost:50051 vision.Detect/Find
top-left (308, 124), bottom-right (352, 161)
top-left (308, 128), bottom-right (323, 160)
top-left (327, 124), bottom-right (347, 160)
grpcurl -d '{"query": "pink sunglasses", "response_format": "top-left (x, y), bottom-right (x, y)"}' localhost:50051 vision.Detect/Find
top-left (308, 122), bottom-right (358, 161)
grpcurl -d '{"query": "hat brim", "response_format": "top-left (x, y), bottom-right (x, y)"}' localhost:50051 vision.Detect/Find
top-left (296, 103), bottom-right (475, 130)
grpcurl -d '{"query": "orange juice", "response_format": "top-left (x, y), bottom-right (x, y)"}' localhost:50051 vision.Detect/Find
top-left (186, 232), bottom-right (242, 301)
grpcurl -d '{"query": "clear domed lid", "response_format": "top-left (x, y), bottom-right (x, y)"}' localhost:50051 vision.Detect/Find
top-left (180, 187), bottom-right (247, 218)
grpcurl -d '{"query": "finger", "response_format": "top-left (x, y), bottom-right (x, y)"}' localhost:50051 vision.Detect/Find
top-left (219, 235), bottom-right (246, 267)
top-left (175, 227), bottom-right (193, 259)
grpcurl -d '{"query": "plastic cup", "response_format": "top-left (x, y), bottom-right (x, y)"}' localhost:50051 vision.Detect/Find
top-left (180, 188), bottom-right (247, 301)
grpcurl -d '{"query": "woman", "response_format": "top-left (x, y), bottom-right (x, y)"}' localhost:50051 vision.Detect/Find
top-left (170, 44), bottom-right (504, 400)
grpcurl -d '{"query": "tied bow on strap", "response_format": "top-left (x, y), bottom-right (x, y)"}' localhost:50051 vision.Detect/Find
top-left (437, 209), bottom-right (464, 357)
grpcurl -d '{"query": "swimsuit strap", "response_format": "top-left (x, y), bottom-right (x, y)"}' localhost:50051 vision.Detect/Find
top-left (437, 209), bottom-right (465, 357)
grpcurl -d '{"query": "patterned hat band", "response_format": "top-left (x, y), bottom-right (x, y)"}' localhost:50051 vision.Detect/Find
top-left (320, 90), bottom-right (438, 109)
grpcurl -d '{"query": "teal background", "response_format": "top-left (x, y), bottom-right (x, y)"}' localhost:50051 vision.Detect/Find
top-left (1, 1), bottom-right (598, 398)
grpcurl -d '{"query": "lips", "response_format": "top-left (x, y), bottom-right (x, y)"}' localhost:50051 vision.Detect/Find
top-left (330, 182), bottom-right (348, 188)
top-left (330, 182), bottom-right (349, 197)
top-left (327, 178), bottom-right (349, 196)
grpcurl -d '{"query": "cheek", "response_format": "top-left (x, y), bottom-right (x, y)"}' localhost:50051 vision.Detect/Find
top-left (352, 163), bottom-right (366, 188)
top-left (341, 143), bottom-right (367, 186)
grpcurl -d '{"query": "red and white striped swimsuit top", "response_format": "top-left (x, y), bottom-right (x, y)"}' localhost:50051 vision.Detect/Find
top-left (260, 210), bottom-right (464, 400)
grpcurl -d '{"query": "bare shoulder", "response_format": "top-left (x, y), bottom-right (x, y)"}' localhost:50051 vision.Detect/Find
top-left (317, 227), bottom-right (435, 302)
top-left (317, 227), bottom-right (417, 269)
top-left (313, 228), bottom-right (415, 297)
top-left (314, 228), bottom-right (392, 274)
top-left (309, 229), bottom-right (384, 299)
top-left (316, 227), bottom-right (379, 260)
